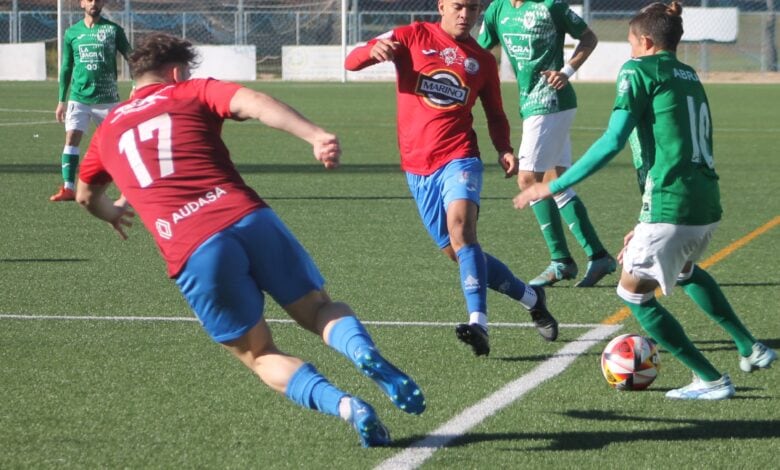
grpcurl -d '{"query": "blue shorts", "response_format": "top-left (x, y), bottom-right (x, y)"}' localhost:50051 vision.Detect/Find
top-left (406, 157), bottom-right (483, 249)
top-left (175, 208), bottom-right (325, 343)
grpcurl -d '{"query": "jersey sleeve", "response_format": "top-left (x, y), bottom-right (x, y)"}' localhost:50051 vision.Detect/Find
top-left (477, 2), bottom-right (500, 49)
top-left (551, 1), bottom-right (588, 40)
top-left (79, 127), bottom-right (113, 185)
top-left (116, 26), bottom-right (132, 60)
top-left (344, 28), bottom-right (398, 71)
top-left (191, 79), bottom-right (243, 118)
top-left (58, 33), bottom-right (74, 102)
top-left (549, 109), bottom-right (635, 193)
top-left (612, 60), bottom-right (650, 121)
top-left (479, 53), bottom-right (513, 154)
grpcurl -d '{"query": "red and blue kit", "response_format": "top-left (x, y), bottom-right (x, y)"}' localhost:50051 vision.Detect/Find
top-left (79, 79), bottom-right (266, 277)
top-left (346, 22), bottom-right (512, 175)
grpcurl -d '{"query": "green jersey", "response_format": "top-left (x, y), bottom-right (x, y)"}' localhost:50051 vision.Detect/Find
top-left (478, 0), bottom-right (587, 118)
top-left (58, 18), bottom-right (131, 104)
top-left (615, 51), bottom-right (721, 225)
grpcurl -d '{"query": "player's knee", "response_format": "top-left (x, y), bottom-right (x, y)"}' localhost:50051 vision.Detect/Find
top-left (617, 283), bottom-right (655, 305)
top-left (553, 188), bottom-right (576, 208)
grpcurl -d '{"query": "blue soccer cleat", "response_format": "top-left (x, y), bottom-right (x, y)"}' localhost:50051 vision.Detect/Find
top-left (347, 397), bottom-right (391, 448)
top-left (354, 346), bottom-right (426, 415)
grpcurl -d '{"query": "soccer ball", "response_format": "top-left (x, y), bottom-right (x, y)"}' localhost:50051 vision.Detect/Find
top-left (600, 334), bottom-right (660, 390)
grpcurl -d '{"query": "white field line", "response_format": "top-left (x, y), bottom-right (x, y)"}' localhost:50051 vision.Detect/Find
top-left (0, 120), bottom-right (57, 127)
top-left (374, 324), bottom-right (622, 470)
top-left (0, 314), bottom-right (603, 329)
top-left (0, 108), bottom-right (52, 113)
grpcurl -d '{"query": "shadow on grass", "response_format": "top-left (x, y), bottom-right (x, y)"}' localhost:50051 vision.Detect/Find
top-left (391, 410), bottom-right (780, 450)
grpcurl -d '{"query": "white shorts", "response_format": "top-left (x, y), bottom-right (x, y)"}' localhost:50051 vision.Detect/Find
top-left (517, 108), bottom-right (576, 172)
top-left (622, 221), bottom-right (718, 296)
top-left (64, 101), bottom-right (117, 132)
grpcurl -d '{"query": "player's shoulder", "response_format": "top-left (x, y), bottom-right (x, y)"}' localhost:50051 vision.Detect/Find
top-left (98, 17), bottom-right (125, 30)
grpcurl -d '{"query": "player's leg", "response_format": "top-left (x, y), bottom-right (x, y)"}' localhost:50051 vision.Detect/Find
top-left (51, 102), bottom-right (88, 201)
top-left (517, 114), bottom-right (576, 286)
top-left (674, 225), bottom-right (776, 372)
top-left (549, 109), bottom-right (615, 287)
top-left (243, 208), bottom-right (424, 415)
top-left (618, 223), bottom-right (734, 400)
top-left (551, 178), bottom-right (616, 288)
top-left (175, 212), bottom-right (389, 447)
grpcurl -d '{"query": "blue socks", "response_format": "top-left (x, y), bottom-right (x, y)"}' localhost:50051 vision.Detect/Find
top-left (328, 315), bottom-right (376, 362)
top-left (456, 244), bottom-right (488, 315)
top-left (484, 252), bottom-right (528, 301)
top-left (285, 363), bottom-right (346, 417)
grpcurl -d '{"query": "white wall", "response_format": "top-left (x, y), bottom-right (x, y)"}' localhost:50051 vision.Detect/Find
top-left (0, 43), bottom-right (47, 80)
top-left (191, 45), bottom-right (257, 81)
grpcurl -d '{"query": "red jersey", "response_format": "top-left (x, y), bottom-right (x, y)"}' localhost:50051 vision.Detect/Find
top-left (80, 79), bottom-right (266, 277)
top-left (345, 22), bottom-right (512, 176)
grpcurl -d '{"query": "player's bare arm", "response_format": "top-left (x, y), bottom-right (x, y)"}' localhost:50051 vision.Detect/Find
top-left (55, 102), bottom-right (66, 123)
top-left (75, 181), bottom-right (135, 240)
top-left (513, 182), bottom-right (552, 210)
top-left (229, 88), bottom-right (341, 169)
top-left (542, 27), bottom-right (598, 90)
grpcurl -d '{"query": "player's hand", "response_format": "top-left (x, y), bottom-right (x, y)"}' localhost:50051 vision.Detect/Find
top-left (370, 40), bottom-right (401, 63)
top-left (617, 230), bottom-right (635, 264)
top-left (55, 102), bottom-right (66, 123)
top-left (498, 151), bottom-right (518, 178)
top-left (513, 182), bottom-right (552, 210)
top-left (109, 199), bottom-right (135, 240)
top-left (541, 70), bottom-right (570, 90)
top-left (313, 132), bottom-right (341, 169)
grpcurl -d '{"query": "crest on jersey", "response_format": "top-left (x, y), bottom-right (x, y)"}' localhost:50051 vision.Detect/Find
top-left (416, 70), bottom-right (470, 109)
top-left (463, 58), bottom-right (480, 75)
top-left (97, 29), bottom-right (107, 42)
top-left (440, 47), bottom-right (461, 66)
top-left (523, 12), bottom-right (536, 29)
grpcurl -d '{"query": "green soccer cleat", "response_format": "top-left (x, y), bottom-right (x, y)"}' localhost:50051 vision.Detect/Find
top-left (575, 254), bottom-right (618, 287)
top-left (529, 261), bottom-right (578, 287)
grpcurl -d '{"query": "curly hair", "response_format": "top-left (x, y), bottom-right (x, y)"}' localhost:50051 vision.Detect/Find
top-left (629, 1), bottom-right (684, 51)
top-left (128, 33), bottom-right (200, 77)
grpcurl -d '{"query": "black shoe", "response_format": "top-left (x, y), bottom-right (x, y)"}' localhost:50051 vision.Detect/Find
top-left (456, 323), bottom-right (490, 356)
top-left (529, 286), bottom-right (558, 341)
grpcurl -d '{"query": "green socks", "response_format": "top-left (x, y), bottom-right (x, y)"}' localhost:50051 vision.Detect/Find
top-left (61, 153), bottom-right (79, 184)
top-left (558, 195), bottom-right (605, 258)
top-left (679, 265), bottom-right (756, 357)
top-left (624, 297), bottom-right (721, 382)
top-left (531, 198), bottom-right (570, 260)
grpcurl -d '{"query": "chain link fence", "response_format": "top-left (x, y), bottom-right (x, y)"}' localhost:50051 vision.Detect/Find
top-left (1, 0), bottom-right (777, 77)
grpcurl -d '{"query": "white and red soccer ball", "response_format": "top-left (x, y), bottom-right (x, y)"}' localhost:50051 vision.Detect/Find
top-left (601, 334), bottom-right (660, 390)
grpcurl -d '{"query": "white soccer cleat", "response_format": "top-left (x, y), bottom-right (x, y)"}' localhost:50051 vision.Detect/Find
top-left (665, 374), bottom-right (735, 400)
top-left (739, 342), bottom-right (777, 373)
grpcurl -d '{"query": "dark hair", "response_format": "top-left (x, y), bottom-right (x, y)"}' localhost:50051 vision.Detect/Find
top-left (629, 1), bottom-right (684, 51)
top-left (128, 33), bottom-right (199, 77)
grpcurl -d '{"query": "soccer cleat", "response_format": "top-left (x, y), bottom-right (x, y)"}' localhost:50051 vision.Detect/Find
top-left (347, 397), bottom-right (391, 448)
top-left (354, 346), bottom-right (426, 415)
top-left (49, 185), bottom-right (75, 202)
top-left (665, 373), bottom-right (735, 400)
top-left (739, 342), bottom-right (777, 373)
top-left (528, 285), bottom-right (559, 341)
top-left (575, 254), bottom-right (618, 287)
top-left (529, 260), bottom-right (578, 287)
top-left (455, 323), bottom-right (490, 356)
